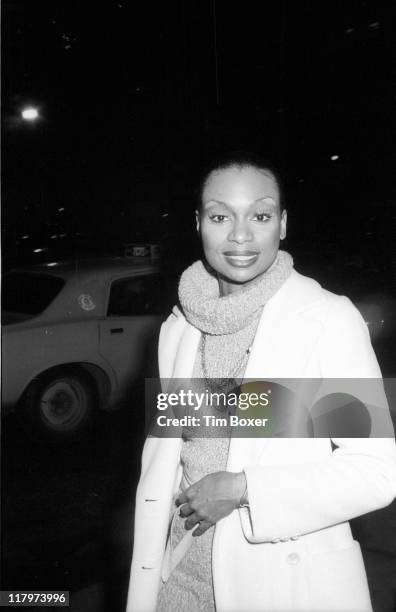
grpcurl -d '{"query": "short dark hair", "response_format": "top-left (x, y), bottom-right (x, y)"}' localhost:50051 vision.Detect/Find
top-left (196, 150), bottom-right (286, 213)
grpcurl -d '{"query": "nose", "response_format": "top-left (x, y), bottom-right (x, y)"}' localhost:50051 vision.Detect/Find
top-left (227, 219), bottom-right (254, 244)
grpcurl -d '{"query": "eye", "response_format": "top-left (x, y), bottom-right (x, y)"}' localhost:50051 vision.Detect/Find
top-left (253, 212), bottom-right (271, 222)
top-left (209, 214), bottom-right (228, 223)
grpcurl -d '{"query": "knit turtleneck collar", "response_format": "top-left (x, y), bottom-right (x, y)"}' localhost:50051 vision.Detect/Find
top-left (178, 250), bottom-right (294, 335)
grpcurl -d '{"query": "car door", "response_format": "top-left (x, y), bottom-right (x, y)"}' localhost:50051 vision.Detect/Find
top-left (98, 273), bottom-right (169, 407)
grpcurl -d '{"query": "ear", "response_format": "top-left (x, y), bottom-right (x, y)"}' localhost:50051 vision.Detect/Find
top-left (195, 210), bottom-right (201, 233)
top-left (280, 209), bottom-right (287, 240)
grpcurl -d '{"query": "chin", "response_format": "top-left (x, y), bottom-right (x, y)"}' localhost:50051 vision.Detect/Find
top-left (219, 266), bottom-right (263, 286)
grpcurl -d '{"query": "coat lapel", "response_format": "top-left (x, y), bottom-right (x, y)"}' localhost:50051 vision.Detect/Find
top-left (228, 271), bottom-right (326, 468)
top-left (158, 309), bottom-right (188, 380)
top-left (243, 270), bottom-right (325, 379)
top-left (172, 323), bottom-right (201, 378)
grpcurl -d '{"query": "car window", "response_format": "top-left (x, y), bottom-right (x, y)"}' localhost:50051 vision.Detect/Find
top-left (2, 272), bottom-right (65, 317)
top-left (107, 274), bottom-right (167, 316)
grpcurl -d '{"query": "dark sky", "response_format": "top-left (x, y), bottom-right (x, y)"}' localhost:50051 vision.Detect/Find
top-left (2, 0), bottom-right (396, 268)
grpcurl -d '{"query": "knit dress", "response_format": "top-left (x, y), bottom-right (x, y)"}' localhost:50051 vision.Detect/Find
top-left (156, 251), bottom-right (293, 612)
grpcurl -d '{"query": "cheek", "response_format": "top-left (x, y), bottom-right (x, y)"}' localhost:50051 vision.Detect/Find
top-left (200, 225), bottom-right (226, 249)
top-left (255, 224), bottom-right (281, 246)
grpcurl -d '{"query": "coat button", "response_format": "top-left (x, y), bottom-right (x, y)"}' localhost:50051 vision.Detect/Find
top-left (290, 535), bottom-right (300, 541)
top-left (286, 553), bottom-right (300, 565)
top-left (280, 537), bottom-right (290, 542)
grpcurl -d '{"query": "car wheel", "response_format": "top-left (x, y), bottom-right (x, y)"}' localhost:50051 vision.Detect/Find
top-left (19, 368), bottom-right (96, 443)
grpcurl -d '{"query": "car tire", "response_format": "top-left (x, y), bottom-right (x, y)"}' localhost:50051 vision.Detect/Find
top-left (18, 367), bottom-right (96, 444)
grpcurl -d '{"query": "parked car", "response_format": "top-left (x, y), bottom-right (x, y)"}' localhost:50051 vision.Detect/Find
top-left (2, 256), bottom-right (176, 442)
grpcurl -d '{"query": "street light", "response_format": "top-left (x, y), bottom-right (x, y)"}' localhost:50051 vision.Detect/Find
top-left (21, 107), bottom-right (39, 121)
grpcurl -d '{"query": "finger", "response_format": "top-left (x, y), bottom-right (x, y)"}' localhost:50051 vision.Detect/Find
top-left (179, 503), bottom-right (194, 517)
top-left (184, 513), bottom-right (201, 531)
top-left (175, 491), bottom-right (188, 507)
top-left (175, 487), bottom-right (191, 506)
top-left (192, 521), bottom-right (212, 537)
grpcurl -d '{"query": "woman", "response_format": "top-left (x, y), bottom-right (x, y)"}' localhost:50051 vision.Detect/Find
top-left (126, 152), bottom-right (396, 612)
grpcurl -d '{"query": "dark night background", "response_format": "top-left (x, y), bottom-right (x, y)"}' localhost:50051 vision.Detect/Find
top-left (3, 0), bottom-right (396, 275)
top-left (2, 1), bottom-right (396, 611)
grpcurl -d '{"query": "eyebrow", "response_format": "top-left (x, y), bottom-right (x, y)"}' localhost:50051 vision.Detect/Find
top-left (203, 196), bottom-right (277, 207)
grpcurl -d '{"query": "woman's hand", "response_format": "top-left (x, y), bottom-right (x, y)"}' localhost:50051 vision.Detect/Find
top-left (175, 471), bottom-right (246, 537)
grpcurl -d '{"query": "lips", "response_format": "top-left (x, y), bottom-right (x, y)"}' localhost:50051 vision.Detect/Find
top-left (223, 251), bottom-right (259, 268)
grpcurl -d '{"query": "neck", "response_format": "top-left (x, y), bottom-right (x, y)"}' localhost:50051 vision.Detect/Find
top-left (218, 264), bottom-right (278, 297)
top-left (218, 277), bottom-right (247, 297)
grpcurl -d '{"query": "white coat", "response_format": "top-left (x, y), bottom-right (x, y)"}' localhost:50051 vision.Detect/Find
top-left (126, 269), bottom-right (396, 612)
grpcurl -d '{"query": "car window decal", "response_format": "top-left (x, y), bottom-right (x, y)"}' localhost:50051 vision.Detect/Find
top-left (78, 294), bottom-right (96, 311)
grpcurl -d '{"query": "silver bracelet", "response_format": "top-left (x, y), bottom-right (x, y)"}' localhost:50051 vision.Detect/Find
top-left (238, 480), bottom-right (249, 508)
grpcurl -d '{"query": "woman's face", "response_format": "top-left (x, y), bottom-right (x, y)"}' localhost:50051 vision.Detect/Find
top-left (197, 165), bottom-right (287, 295)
